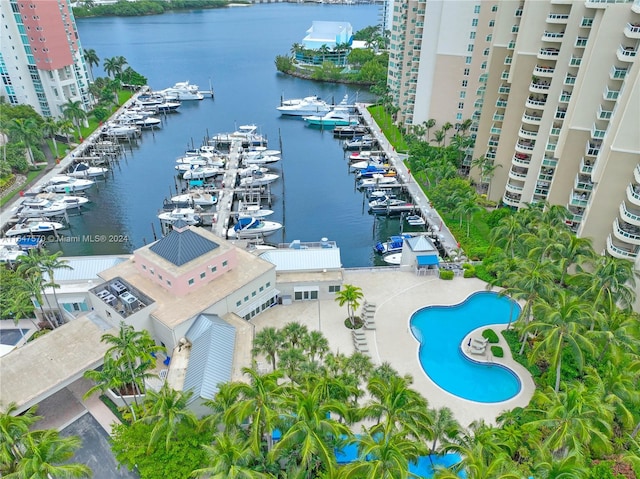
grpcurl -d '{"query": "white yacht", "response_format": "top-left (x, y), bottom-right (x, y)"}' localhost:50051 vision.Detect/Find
top-left (159, 81), bottom-right (204, 101)
top-left (277, 95), bottom-right (332, 117)
top-left (43, 175), bottom-right (95, 193)
top-left (5, 219), bottom-right (65, 237)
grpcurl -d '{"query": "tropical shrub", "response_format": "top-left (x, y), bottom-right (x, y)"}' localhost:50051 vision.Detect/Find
top-left (491, 345), bottom-right (504, 358)
top-left (439, 269), bottom-right (454, 280)
top-left (463, 267), bottom-right (476, 278)
top-left (482, 328), bottom-right (499, 343)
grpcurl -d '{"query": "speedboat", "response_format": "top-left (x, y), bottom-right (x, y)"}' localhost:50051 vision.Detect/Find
top-left (406, 214), bottom-right (426, 226)
top-left (237, 202), bottom-right (274, 218)
top-left (333, 124), bottom-right (370, 138)
top-left (242, 153), bottom-right (280, 165)
top-left (66, 162), bottom-right (108, 178)
top-left (369, 197), bottom-right (415, 215)
top-left (43, 175), bottom-right (95, 193)
top-left (156, 100), bottom-right (181, 112)
top-left (357, 174), bottom-right (401, 190)
top-left (277, 95), bottom-right (332, 117)
top-left (170, 190), bottom-right (217, 207)
top-left (238, 165), bottom-right (270, 178)
top-left (383, 253), bottom-right (402, 265)
top-left (211, 124), bottom-right (267, 148)
top-left (246, 146), bottom-right (280, 157)
top-left (103, 123), bottom-right (140, 138)
top-left (356, 165), bottom-right (396, 179)
top-left (5, 219), bottom-right (66, 237)
top-left (16, 198), bottom-right (68, 218)
top-left (303, 109), bottom-right (359, 128)
top-left (159, 81), bottom-right (204, 100)
top-left (228, 216), bottom-right (282, 239)
top-left (30, 193), bottom-right (90, 209)
top-left (134, 117), bottom-right (162, 128)
top-left (176, 155), bottom-right (225, 169)
top-left (374, 234), bottom-right (414, 255)
top-left (239, 172), bottom-right (279, 187)
top-left (157, 207), bottom-right (202, 226)
top-left (181, 166), bottom-right (221, 180)
top-left (343, 135), bottom-right (376, 150)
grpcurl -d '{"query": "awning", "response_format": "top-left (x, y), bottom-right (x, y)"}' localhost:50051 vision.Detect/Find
top-left (417, 255), bottom-right (439, 266)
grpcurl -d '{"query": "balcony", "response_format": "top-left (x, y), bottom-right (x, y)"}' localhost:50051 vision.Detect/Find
top-left (591, 123), bottom-right (606, 139)
top-left (569, 192), bottom-right (589, 207)
top-left (581, 17), bottom-right (594, 27)
top-left (569, 55), bottom-right (582, 66)
top-left (613, 218), bottom-right (640, 245)
top-left (519, 127), bottom-right (538, 139)
top-left (634, 0), bottom-right (640, 14)
top-left (564, 73), bottom-right (577, 85)
top-left (504, 56), bottom-right (513, 65)
top-left (505, 182), bottom-right (524, 193)
top-left (546, 142), bottom-right (557, 152)
top-left (547, 13), bottom-right (569, 23)
top-left (617, 45), bottom-right (638, 62)
top-left (604, 86), bottom-right (620, 101)
top-left (509, 168), bottom-right (529, 180)
top-left (542, 30), bottom-right (565, 41)
top-left (607, 235), bottom-right (639, 260)
top-left (486, 150), bottom-right (496, 160)
top-left (501, 70), bottom-right (510, 81)
top-left (493, 113), bottom-right (505, 122)
top-left (503, 193), bottom-right (521, 207)
top-left (580, 157), bottom-right (594, 174)
top-left (498, 84), bottom-right (511, 94)
top-left (490, 125), bottom-right (503, 135)
top-left (575, 177), bottom-right (593, 191)
top-left (534, 65), bottom-right (555, 77)
top-left (575, 37), bottom-right (588, 48)
top-left (515, 7), bottom-right (523, 16)
top-left (550, 126), bottom-right (562, 136)
top-left (559, 91), bottom-right (572, 103)
top-left (526, 97), bottom-right (547, 109)
top-left (538, 47), bottom-right (560, 58)
top-left (610, 66), bottom-right (627, 81)
top-left (496, 99), bottom-right (508, 108)
top-left (507, 41), bottom-right (516, 50)
top-left (530, 81), bottom-right (550, 93)
top-left (488, 136), bottom-right (500, 147)
top-left (522, 112), bottom-right (542, 124)
top-left (513, 152), bottom-right (531, 166)
top-left (586, 141), bottom-right (602, 157)
top-left (622, 195), bottom-right (640, 221)
top-left (542, 157), bottom-right (558, 168)
top-left (515, 140), bottom-right (535, 153)
top-left (586, 0), bottom-right (631, 7)
top-left (555, 108), bottom-right (567, 119)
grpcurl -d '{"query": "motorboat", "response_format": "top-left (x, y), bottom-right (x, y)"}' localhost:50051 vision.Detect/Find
top-left (242, 153), bottom-right (280, 165)
top-left (333, 124), bottom-right (370, 138)
top-left (246, 146), bottom-right (280, 157)
top-left (374, 234), bottom-right (414, 255)
top-left (66, 162), bottom-right (108, 179)
top-left (0, 243), bottom-right (27, 264)
top-left (350, 150), bottom-right (386, 161)
top-left (181, 166), bottom-right (221, 180)
top-left (212, 125), bottom-right (267, 148)
top-left (176, 155), bottom-right (225, 169)
top-left (185, 145), bottom-right (224, 160)
top-left (29, 192), bottom-right (90, 209)
top-left (170, 189), bottom-right (217, 207)
top-left (356, 165), bottom-right (396, 179)
top-left (303, 109), bottom-right (359, 128)
top-left (406, 214), bottom-right (426, 226)
top-left (349, 159), bottom-right (389, 171)
top-left (157, 207), bottom-right (202, 226)
top-left (357, 174), bottom-right (401, 190)
top-left (16, 198), bottom-right (68, 218)
top-left (156, 100), bottom-right (181, 112)
top-left (343, 135), bottom-right (376, 150)
top-left (239, 172), bottom-right (279, 188)
top-left (5, 219), bottom-right (66, 237)
top-left (369, 197), bottom-right (415, 215)
top-left (228, 216), bottom-right (282, 238)
top-left (382, 253), bottom-right (402, 265)
top-left (136, 93), bottom-right (166, 107)
top-left (277, 95), bottom-right (332, 117)
top-left (238, 165), bottom-right (270, 178)
top-left (159, 81), bottom-right (204, 100)
top-left (237, 203), bottom-right (274, 218)
top-left (134, 116), bottom-right (162, 128)
top-left (103, 123), bottom-right (140, 138)
top-left (43, 175), bottom-right (95, 193)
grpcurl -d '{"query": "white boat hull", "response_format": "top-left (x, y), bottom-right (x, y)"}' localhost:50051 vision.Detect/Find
top-left (5, 221), bottom-right (65, 237)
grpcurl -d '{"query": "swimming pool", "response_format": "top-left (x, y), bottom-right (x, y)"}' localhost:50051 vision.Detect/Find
top-left (410, 291), bottom-right (522, 403)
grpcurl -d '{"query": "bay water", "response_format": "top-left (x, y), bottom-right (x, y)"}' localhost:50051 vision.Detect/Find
top-left (57, 4), bottom-right (405, 267)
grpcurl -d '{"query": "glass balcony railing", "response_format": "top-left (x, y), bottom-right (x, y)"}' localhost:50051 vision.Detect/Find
top-left (564, 74), bottom-right (577, 85)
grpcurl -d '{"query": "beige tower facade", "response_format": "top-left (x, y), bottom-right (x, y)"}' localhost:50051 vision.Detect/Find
top-left (392, 0), bottom-right (640, 258)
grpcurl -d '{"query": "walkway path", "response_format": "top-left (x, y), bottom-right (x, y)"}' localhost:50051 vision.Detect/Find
top-left (356, 104), bottom-right (461, 256)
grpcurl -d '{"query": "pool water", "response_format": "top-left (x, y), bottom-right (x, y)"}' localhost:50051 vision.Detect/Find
top-left (410, 291), bottom-right (522, 403)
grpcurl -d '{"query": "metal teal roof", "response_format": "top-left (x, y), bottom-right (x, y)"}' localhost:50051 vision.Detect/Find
top-left (149, 227), bottom-right (219, 267)
top-left (183, 314), bottom-right (235, 403)
top-left (406, 235), bottom-right (438, 253)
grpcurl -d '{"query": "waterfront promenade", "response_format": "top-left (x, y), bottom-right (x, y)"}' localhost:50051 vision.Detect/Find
top-left (356, 104), bottom-right (461, 257)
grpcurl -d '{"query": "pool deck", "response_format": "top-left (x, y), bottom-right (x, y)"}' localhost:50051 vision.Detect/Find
top-left (252, 270), bottom-right (535, 427)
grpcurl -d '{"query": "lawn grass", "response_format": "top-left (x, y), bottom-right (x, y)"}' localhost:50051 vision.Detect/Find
top-left (367, 104), bottom-right (408, 153)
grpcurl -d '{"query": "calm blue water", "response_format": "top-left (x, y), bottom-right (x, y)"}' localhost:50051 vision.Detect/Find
top-left (51, 4), bottom-right (403, 267)
top-left (410, 291), bottom-right (522, 403)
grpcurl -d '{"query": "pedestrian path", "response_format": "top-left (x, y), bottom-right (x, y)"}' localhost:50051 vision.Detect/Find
top-left (355, 104), bottom-right (461, 256)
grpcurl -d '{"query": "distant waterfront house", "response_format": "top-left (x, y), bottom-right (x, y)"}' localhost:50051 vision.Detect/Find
top-left (297, 21), bottom-right (354, 66)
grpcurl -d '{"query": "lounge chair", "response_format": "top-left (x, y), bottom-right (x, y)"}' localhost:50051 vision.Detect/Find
top-left (356, 344), bottom-right (370, 353)
top-left (364, 321), bottom-right (376, 330)
top-left (472, 337), bottom-right (489, 347)
top-left (470, 345), bottom-right (486, 355)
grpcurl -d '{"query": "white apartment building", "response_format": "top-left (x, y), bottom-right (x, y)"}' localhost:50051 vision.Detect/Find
top-left (0, 0), bottom-right (91, 117)
top-left (391, 0), bottom-right (640, 260)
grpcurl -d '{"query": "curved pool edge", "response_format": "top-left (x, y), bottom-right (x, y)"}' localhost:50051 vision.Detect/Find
top-left (409, 290), bottom-right (533, 405)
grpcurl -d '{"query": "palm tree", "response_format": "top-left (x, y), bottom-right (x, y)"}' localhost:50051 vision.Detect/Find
top-left (41, 116), bottom-right (60, 159)
top-left (16, 252), bottom-right (58, 329)
top-left (224, 368), bottom-right (284, 454)
top-left (61, 99), bottom-right (87, 140)
top-left (334, 284), bottom-right (364, 328)
top-left (102, 55), bottom-right (127, 79)
top-left (441, 121), bottom-right (453, 145)
top-left (571, 255), bottom-right (637, 312)
top-left (6, 429), bottom-right (91, 479)
top-left (433, 129), bottom-right (446, 147)
top-left (7, 118), bottom-right (41, 166)
top-left (527, 291), bottom-right (594, 392)
top-left (252, 327), bottom-right (283, 371)
top-left (546, 232), bottom-right (595, 286)
top-left (83, 48), bottom-right (100, 81)
top-left (83, 356), bottom-right (138, 420)
top-left (281, 321), bottom-right (309, 349)
top-left (530, 449), bottom-right (589, 479)
top-left (192, 431), bottom-right (272, 478)
top-left (141, 384), bottom-right (197, 452)
top-left (422, 119), bottom-right (436, 142)
top-left (0, 403), bottom-right (41, 474)
top-left (488, 214), bottom-right (525, 258)
top-left (40, 251), bottom-right (72, 323)
top-left (428, 407), bottom-right (459, 457)
top-left (454, 194), bottom-right (482, 237)
top-left (302, 330), bottom-right (329, 362)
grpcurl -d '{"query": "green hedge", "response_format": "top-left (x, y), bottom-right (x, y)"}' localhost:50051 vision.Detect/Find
top-left (463, 267), bottom-right (476, 278)
top-left (439, 269), bottom-right (455, 280)
top-left (491, 345), bottom-right (504, 358)
top-left (482, 328), bottom-right (500, 343)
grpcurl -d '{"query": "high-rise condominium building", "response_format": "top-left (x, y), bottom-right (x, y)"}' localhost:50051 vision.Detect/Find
top-left (390, 0), bottom-right (640, 260)
top-left (0, 0), bottom-right (91, 117)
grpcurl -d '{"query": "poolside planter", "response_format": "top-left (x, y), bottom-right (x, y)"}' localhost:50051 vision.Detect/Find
top-left (106, 388), bottom-right (145, 408)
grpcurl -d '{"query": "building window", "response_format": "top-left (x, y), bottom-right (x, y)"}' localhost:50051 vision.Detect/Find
top-left (456, 113), bottom-right (463, 121)
top-left (142, 264), bottom-right (146, 270)
top-left (188, 278), bottom-right (194, 286)
top-left (244, 295), bottom-right (249, 302)
top-left (167, 280), bottom-right (172, 286)
top-left (200, 272), bottom-right (206, 279)
top-left (463, 68), bottom-right (470, 76)
top-left (210, 266), bottom-right (217, 273)
top-left (469, 32), bottom-right (476, 39)
top-left (472, 19), bottom-right (478, 27)
top-left (259, 286), bottom-right (264, 292)
top-left (486, 34), bottom-right (492, 42)
top-left (460, 91), bottom-right (466, 99)
top-left (236, 300), bottom-right (241, 307)
top-left (158, 274), bottom-right (162, 281)
top-left (491, 4), bottom-right (498, 12)
top-left (465, 56), bottom-right (472, 64)
top-left (474, 5), bottom-right (480, 13)
top-left (481, 61), bottom-right (487, 69)
top-left (329, 285), bottom-right (341, 293)
top-left (483, 48), bottom-right (490, 56)
top-left (467, 44), bottom-right (474, 52)
top-left (252, 291), bottom-right (256, 297)
top-left (458, 102), bottom-right (465, 109)
top-left (266, 282), bottom-right (271, 288)
top-left (489, 20), bottom-right (495, 27)
top-left (222, 260), bottom-right (228, 267)
top-left (462, 80), bottom-right (468, 87)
